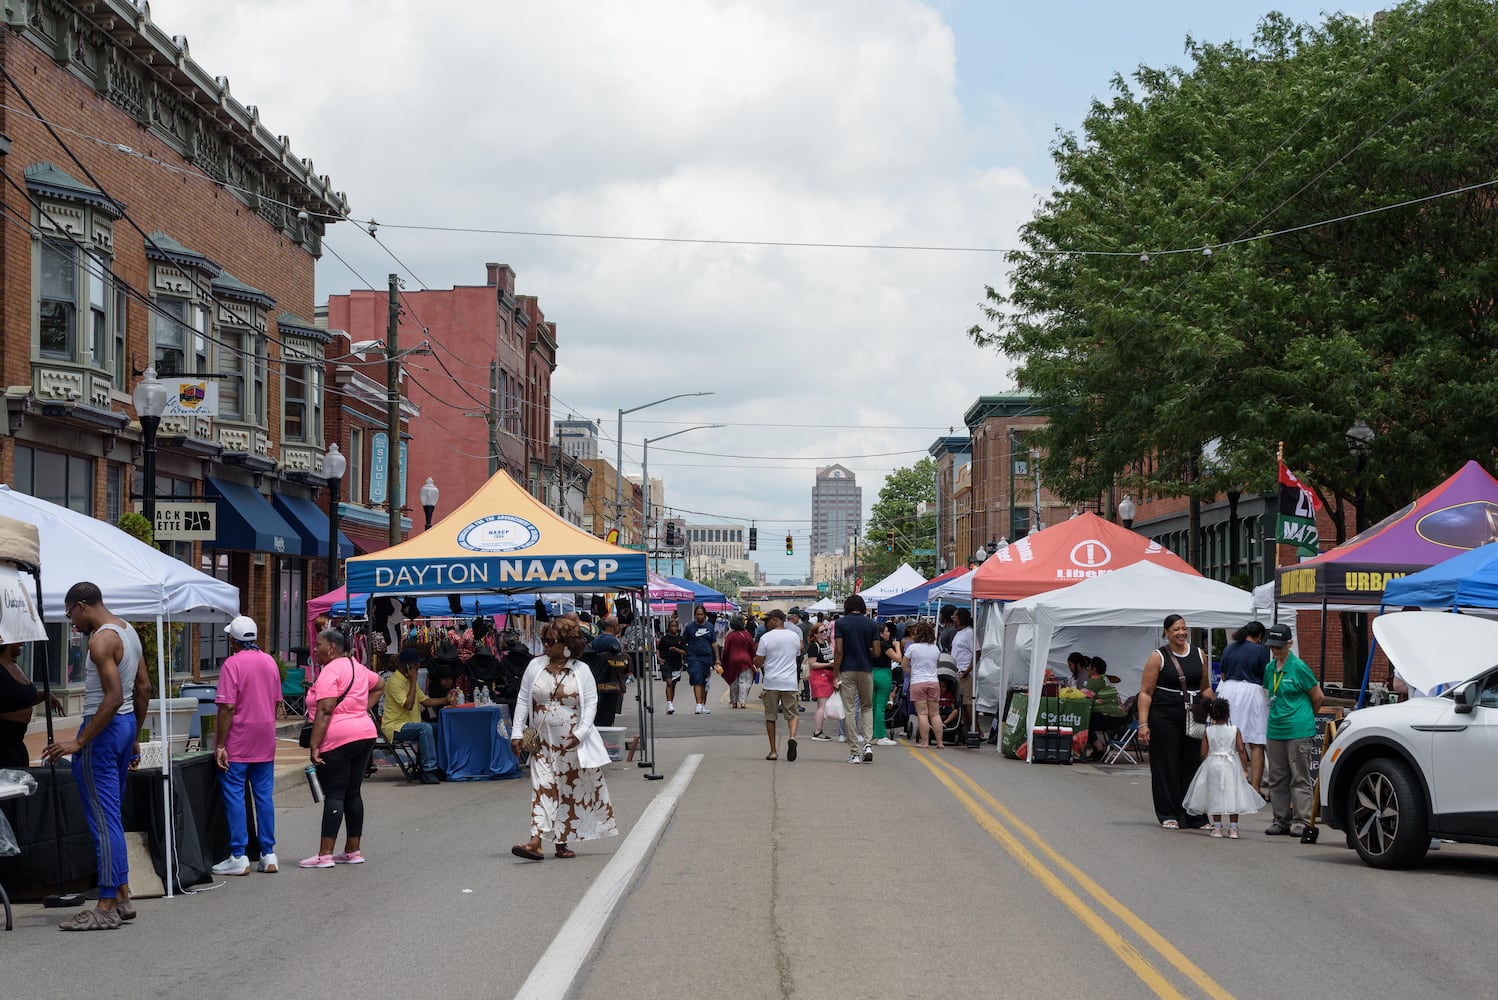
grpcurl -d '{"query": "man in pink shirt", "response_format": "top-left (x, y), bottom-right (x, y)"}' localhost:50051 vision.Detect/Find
top-left (212, 616), bottom-right (282, 875)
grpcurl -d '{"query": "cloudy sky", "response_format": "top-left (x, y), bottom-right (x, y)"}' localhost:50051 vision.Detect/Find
top-left (156, 0), bottom-right (1339, 583)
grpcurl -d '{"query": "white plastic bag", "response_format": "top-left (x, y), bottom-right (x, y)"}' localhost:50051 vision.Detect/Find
top-left (824, 691), bottom-right (845, 721)
top-left (0, 768), bottom-right (36, 857)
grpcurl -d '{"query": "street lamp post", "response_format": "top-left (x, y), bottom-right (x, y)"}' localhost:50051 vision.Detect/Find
top-left (1117, 494), bottom-right (1137, 531)
top-left (420, 477), bottom-right (440, 531)
top-left (324, 444), bottom-right (348, 591)
top-left (1347, 419), bottom-right (1376, 684)
top-left (132, 367), bottom-right (168, 534)
top-left (642, 424), bottom-right (723, 565)
top-left (615, 393), bottom-right (714, 539)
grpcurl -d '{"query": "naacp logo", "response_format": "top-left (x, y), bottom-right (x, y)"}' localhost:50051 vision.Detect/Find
top-left (457, 515), bottom-right (541, 553)
top-left (1069, 540), bottom-right (1113, 569)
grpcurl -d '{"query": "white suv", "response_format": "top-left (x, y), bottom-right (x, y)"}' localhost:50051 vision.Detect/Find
top-left (1319, 612), bottom-right (1498, 869)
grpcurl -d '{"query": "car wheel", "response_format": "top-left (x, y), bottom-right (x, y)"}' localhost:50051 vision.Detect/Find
top-left (1347, 758), bottom-right (1429, 869)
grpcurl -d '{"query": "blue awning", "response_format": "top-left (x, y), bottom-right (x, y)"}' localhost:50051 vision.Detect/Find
top-left (274, 494), bottom-right (353, 560)
top-left (204, 478), bottom-right (304, 556)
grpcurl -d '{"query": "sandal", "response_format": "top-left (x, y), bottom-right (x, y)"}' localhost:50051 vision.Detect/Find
top-left (765, 752), bottom-right (778, 760)
top-left (1161, 820), bottom-right (1180, 830)
top-left (554, 846), bottom-right (576, 859)
top-left (58, 908), bottom-right (122, 931)
top-left (510, 843), bottom-right (544, 862)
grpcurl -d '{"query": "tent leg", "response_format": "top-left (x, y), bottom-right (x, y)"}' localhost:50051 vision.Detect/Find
top-left (1317, 597), bottom-right (1329, 684)
top-left (1356, 632), bottom-right (1380, 709)
top-left (157, 614), bottom-right (174, 900)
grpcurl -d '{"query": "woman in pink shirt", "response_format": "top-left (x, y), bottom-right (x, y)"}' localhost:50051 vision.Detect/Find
top-left (300, 628), bottom-right (384, 869)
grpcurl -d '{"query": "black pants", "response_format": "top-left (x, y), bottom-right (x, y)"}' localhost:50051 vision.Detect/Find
top-left (595, 689), bottom-right (620, 726)
top-left (1147, 698), bottom-right (1206, 826)
top-left (316, 738), bottom-right (375, 841)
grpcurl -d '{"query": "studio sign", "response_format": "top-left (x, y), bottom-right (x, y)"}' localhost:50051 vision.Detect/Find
top-left (456, 514), bottom-right (541, 553)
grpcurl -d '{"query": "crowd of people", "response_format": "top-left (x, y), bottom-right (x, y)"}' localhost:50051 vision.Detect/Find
top-left (5, 584), bottom-right (1339, 931)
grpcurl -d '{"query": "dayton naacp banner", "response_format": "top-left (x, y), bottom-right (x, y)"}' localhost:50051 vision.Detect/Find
top-left (344, 472), bottom-right (646, 596)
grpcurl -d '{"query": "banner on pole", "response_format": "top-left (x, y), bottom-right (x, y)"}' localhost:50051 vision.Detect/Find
top-left (1276, 461), bottom-right (1322, 557)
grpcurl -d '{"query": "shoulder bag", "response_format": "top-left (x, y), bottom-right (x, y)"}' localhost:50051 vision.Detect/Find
top-left (299, 664), bottom-right (359, 748)
top-left (1165, 648), bottom-right (1209, 740)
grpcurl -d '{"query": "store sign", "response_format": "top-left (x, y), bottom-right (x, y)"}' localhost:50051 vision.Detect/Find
top-left (161, 380), bottom-right (219, 418)
top-left (155, 501), bottom-right (217, 541)
top-left (370, 432), bottom-right (389, 504)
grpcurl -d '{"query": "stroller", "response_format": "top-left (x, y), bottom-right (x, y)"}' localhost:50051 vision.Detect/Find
top-left (905, 665), bottom-right (964, 747)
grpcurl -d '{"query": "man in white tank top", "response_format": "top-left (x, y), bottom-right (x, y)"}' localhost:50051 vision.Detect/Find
top-left (41, 582), bottom-right (149, 930)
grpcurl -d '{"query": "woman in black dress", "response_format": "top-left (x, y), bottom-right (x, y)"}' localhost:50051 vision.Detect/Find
top-left (1136, 615), bottom-right (1216, 829)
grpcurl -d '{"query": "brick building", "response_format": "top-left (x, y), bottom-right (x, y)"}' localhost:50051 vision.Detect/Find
top-left (0, 2), bottom-right (348, 685)
top-left (928, 434), bottom-right (970, 574)
top-left (580, 458), bottom-right (641, 542)
top-left (324, 263), bottom-right (556, 535)
top-left (963, 395), bottom-right (1064, 547)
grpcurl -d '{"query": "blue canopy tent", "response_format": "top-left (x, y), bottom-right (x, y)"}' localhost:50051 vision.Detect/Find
top-left (1382, 541), bottom-right (1498, 611)
top-left (873, 566), bottom-right (970, 617)
top-left (665, 576), bottom-right (731, 607)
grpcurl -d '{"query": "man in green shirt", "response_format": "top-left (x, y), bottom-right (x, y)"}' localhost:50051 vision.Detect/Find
top-left (1262, 625), bottom-right (1324, 836)
top-left (383, 649), bottom-right (452, 784)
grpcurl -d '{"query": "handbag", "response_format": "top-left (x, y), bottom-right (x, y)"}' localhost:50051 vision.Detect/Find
top-left (519, 726), bottom-right (542, 753)
top-left (1165, 648), bottom-right (1208, 739)
top-left (299, 665), bottom-right (358, 748)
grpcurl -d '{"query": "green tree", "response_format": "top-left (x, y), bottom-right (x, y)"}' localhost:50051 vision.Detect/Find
top-left (970, 0), bottom-right (1498, 545)
top-left (862, 458), bottom-right (939, 579)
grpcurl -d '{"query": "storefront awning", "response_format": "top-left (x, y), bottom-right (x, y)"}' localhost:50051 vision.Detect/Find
top-left (273, 494), bottom-right (353, 560)
top-left (205, 477), bottom-right (304, 556)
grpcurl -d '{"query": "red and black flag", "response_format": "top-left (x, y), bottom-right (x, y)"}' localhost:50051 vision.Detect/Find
top-left (1276, 461), bottom-right (1322, 556)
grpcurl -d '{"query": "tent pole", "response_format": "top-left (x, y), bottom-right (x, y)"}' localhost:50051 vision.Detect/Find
top-left (640, 591), bottom-right (663, 779)
top-left (1317, 597), bottom-right (1329, 685)
top-left (1356, 611), bottom-right (1380, 708)
top-left (157, 613), bottom-right (173, 899)
top-left (24, 560), bottom-right (84, 908)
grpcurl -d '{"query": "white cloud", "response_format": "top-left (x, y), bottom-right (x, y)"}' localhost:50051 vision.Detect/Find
top-left (151, 0), bottom-right (1035, 580)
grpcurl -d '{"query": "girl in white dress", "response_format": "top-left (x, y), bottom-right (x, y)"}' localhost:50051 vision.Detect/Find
top-left (1182, 698), bottom-right (1263, 838)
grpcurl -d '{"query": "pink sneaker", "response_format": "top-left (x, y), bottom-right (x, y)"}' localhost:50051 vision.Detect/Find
top-left (332, 851), bottom-right (365, 865)
top-left (298, 854), bottom-right (335, 869)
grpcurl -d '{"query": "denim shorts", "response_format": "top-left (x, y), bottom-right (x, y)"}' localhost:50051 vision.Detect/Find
top-left (686, 659), bottom-right (714, 686)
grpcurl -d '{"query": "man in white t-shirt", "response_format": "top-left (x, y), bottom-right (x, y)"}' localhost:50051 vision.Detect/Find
top-left (755, 609), bottom-right (804, 762)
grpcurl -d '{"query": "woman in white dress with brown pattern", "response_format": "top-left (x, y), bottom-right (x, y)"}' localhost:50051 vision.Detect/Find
top-left (510, 617), bottom-right (618, 860)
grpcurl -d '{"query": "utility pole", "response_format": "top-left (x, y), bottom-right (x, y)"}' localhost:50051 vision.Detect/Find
top-left (387, 273), bottom-right (402, 546)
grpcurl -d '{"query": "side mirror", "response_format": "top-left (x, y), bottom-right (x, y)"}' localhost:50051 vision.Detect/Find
top-left (1454, 684), bottom-right (1479, 715)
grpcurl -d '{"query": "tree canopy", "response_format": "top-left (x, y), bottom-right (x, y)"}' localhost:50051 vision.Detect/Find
top-left (862, 457), bottom-right (938, 579)
top-left (970, 0), bottom-right (1498, 544)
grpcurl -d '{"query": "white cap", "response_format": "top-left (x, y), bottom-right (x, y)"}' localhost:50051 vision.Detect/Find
top-left (225, 615), bottom-right (257, 642)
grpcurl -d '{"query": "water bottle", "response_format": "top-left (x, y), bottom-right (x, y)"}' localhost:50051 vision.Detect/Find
top-left (455, 688), bottom-right (465, 706)
top-left (304, 765), bottom-right (323, 803)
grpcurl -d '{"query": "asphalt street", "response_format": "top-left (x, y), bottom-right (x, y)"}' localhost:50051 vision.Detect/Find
top-left (4, 679), bottom-right (1495, 999)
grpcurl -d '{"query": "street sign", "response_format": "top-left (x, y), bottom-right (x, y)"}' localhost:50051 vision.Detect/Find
top-left (154, 501), bottom-right (216, 541)
top-left (912, 547), bottom-right (937, 556)
top-left (816, 582), bottom-right (829, 593)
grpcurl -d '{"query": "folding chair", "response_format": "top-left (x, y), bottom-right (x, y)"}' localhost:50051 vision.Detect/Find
top-left (278, 667), bottom-right (307, 719)
top-left (370, 712), bottom-right (422, 781)
top-left (1103, 720), bottom-right (1147, 765)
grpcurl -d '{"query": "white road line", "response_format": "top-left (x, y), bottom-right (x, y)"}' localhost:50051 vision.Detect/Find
top-left (514, 754), bottom-right (703, 1000)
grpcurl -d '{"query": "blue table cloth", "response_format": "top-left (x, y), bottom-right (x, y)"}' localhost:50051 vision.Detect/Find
top-left (437, 705), bottom-right (520, 780)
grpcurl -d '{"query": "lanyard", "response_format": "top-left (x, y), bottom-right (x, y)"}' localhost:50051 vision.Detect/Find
top-left (1270, 664), bottom-right (1287, 696)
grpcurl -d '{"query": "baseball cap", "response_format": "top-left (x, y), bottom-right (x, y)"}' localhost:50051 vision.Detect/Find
top-left (225, 615), bottom-right (257, 642)
top-left (1264, 624), bottom-right (1292, 648)
top-left (398, 648), bottom-right (423, 664)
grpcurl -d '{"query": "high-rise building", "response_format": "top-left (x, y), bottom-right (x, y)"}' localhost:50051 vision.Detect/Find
top-left (812, 464), bottom-right (861, 556)
top-left (555, 415), bottom-right (600, 460)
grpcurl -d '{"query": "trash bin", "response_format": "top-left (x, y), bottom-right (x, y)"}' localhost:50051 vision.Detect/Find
top-left (597, 726), bottom-right (626, 762)
top-left (178, 684), bottom-right (218, 740)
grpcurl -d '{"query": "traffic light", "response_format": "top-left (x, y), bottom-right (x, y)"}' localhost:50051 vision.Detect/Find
top-left (784, 534), bottom-right (793, 556)
top-left (748, 527), bottom-right (757, 551)
top-left (886, 530), bottom-right (895, 551)
top-left (664, 522), bottom-right (679, 547)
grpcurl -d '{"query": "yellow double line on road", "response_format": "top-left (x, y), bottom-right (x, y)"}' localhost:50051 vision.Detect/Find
top-left (912, 750), bottom-right (1235, 1000)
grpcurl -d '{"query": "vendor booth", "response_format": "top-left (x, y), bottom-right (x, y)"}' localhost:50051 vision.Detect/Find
top-left (658, 576), bottom-right (731, 614)
top-left (1382, 541), bottom-right (1498, 614)
top-left (1000, 561), bottom-right (1254, 761)
top-left (858, 564), bottom-right (927, 608)
top-left (803, 596), bottom-right (837, 614)
top-left (0, 487), bottom-right (240, 898)
top-left (875, 566), bottom-right (970, 617)
top-left (969, 513), bottom-right (1201, 716)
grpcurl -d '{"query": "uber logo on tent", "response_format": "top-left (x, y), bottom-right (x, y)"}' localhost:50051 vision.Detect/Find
top-left (456, 514), bottom-right (541, 553)
top-left (1069, 540), bottom-right (1112, 569)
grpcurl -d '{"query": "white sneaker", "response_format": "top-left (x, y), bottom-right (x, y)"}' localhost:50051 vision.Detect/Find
top-left (667, 702), bottom-right (675, 714)
top-left (862, 744), bottom-right (874, 762)
top-left (257, 852), bottom-right (279, 874)
top-left (212, 854), bottom-right (251, 876)
top-left (694, 704), bottom-right (703, 715)
top-left (847, 752), bottom-right (862, 764)
top-left (837, 734), bottom-right (847, 743)
top-left (877, 738), bottom-right (898, 747)
top-left (700, 705), bottom-right (710, 715)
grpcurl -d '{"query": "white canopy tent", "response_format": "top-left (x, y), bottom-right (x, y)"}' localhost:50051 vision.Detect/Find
top-left (858, 563), bottom-right (926, 607)
top-left (803, 596), bottom-right (837, 613)
top-left (997, 562), bottom-right (1255, 761)
top-left (929, 568), bottom-right (975, 603)
top-left (0, 485), bottom-right (240, 896)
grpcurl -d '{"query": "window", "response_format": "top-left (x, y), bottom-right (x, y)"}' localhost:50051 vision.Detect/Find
top-left (105, 464), bottom-right (121, 525)
top-left (218, 329), bottom-right (243, 420)
top-left (349, 427), bottom-right (365, 503)
top-left (87, 252), bottom-right (108, 369)
top-left (153, 296), bottom-right (189, 376)
top-left (38, 238), bottom-right (78, 359)
top-left (283, 361), bottom-right (307, 441)
top-left (113, 286), bottom-right (127, 390)
top-left (14, 446), bottom-right (93, 515)
top-left (251, 335), bottom-right (267, 425)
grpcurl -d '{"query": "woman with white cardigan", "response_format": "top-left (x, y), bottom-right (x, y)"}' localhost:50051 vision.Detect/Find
top-left (510, 616), bottom-right (618, 861)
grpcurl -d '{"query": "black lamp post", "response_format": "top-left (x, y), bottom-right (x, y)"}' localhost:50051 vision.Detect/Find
top-left (1117, 494), bottom-right (1137, 531)
top-left (324, 443), bottom-right (347, 590)
top-left (420, 477), bottom-right (439, 531)
top-left (1346, 419), bottom-right (1376, 683)
top-left (132, 367), bottom-right (168, 533)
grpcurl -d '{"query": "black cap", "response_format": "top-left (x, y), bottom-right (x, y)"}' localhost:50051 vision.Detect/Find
top-left (1265, 624), bottom-right (1292, 648)
top-left (398, 648), bottom-right (422, 664)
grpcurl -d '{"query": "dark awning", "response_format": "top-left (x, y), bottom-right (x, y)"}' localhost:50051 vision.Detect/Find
top-left (204, 478), bottom-right (304, 556)
top-left (273, 494), bottom-right (353, 560)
